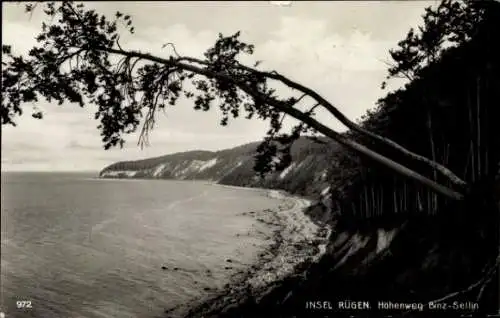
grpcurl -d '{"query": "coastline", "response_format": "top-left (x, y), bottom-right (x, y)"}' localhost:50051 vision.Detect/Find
top-left (164, 185), bottom-right (332, 318)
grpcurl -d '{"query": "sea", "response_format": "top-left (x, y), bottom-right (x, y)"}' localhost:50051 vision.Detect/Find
top-left (0, 172), bottom-right (282, 318)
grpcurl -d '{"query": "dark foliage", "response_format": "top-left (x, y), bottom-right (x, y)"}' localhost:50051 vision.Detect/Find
top-left (1, 2), bottom-right (310, 171)
top-left (327, 0), bottom-right (500, 222)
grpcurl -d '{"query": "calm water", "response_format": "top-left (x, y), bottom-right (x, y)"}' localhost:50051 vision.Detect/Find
top-left (0, 172), bottom-right (281, 318)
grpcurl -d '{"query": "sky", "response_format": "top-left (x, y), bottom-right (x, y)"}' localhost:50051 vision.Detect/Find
top-left (1, 1), bottom-right (438, 172)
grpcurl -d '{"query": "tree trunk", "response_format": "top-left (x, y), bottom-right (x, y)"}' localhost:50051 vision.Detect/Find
top-left (393, 184), bottom-right (398, 214)
top-left (379, 186), bottom-right (384, 215)
top-left (364, 186), bottom-right (369, 218)
top-left (399, 188), bottom-right (404, 213)
top-left (476, 76), bottom-right (482, 178)
top-left (403, 182), bottom-right (407, 212)
top-left (99, 47), bottom-right (466, 201)
top-left (468, 85), bottom-right (476, 183)
top-left (427, 189), bottom-right (432, 213)
top-left (427, 111), bottom-right (439, 213)
top-left (417, 190), bottom-right (423, 212)
top-left (371, 185), bottom-right (376, 217)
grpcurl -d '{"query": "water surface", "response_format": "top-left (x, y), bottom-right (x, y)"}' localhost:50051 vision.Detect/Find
top-left (1, 172), bottom-right (280, 318)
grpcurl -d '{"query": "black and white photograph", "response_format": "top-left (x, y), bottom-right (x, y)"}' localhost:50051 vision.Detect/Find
top-left (1, 1), bottom-right (499, 317)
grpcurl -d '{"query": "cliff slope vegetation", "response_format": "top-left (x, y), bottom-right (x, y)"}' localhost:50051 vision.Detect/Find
top-left (99, 137), bottom-right (339, 200)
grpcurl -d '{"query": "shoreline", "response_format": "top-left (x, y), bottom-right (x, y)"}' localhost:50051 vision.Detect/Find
top-left (164, 185), bottom-right (331, 318)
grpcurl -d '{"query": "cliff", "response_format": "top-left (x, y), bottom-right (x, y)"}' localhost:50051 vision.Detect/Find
top-left (99, 137), bottom-right (339, 203)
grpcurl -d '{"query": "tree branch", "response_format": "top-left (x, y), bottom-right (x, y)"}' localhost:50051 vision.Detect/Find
top-left (233, 74), bottom-right (464, 201)
top-left (161, 42), bottom-right (181, 57)
top-left (242, 67), bottom-right (467, 190)
top-left (112, 51), bottom-right (466, 192)
top-left (98, 49), bottom-right (466, 191)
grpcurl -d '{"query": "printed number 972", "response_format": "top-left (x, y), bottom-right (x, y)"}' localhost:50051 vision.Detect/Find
top-left (16, 301), bottom-right (32, 309)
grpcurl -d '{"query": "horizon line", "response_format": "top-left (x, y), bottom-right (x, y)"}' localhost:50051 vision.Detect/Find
top-left (1, 170), bottom-right (100, 173)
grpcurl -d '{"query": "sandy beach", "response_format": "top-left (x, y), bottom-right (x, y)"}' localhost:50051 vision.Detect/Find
top-left (164, 187), bottom-right (332, 318)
